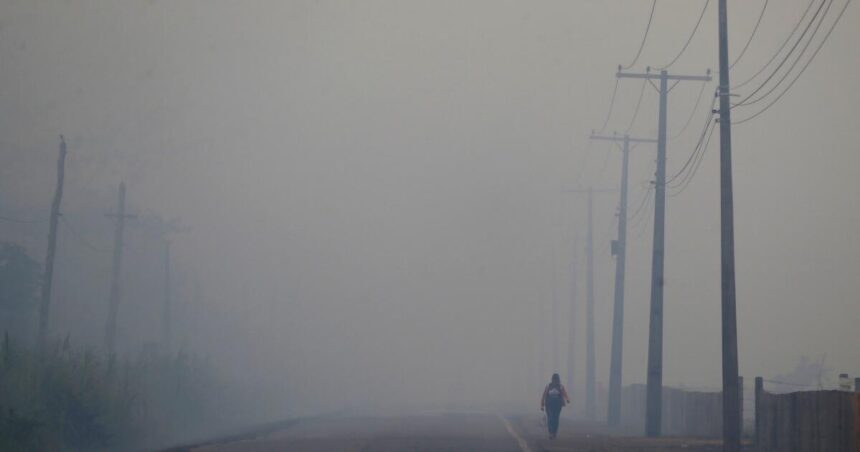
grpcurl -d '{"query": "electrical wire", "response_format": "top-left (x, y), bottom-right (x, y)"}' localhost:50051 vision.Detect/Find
top-left (593, 141), bottom-right (614, 182)
top-left (655, 0), bottom-right (710, 70)
top-left (665, 91), bottom-right (718, 185)
top-left (732, 0), bottom-right (816, 90)
top-left (626, 79), bottom-right (649, 134)
top-left (670, 81), bottom-right (709, 140)
top-left (0, 215), bottom-right (48, 224)
top-left (60, 216), bottom-right (110, 253)
top-left (667, 118), bottom-right (714, 189)
top-left (627, 184), bottom-right (653, 222)
top-left (669, 118), bottom-right (717, 197)
top-left (730, 0), bottom-right (770, 69)
top-left (597, 79), bottom-right (620, 134)
top-left (733, 0), bottom-right (851, 125)
top-left (630, 188), bottom-right (654, 239)
top-left (621, 0), bottom-right (657, 70)
top-left (735, 0), bottom-right (834, 108)
top-left (732, 0), bottom-right (827, 102)
top-left (573, 138), bottom-right (595, 190)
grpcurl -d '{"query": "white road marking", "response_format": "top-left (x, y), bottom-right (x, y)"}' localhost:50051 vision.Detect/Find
top-left (497, 414), bottom-right (533, 452)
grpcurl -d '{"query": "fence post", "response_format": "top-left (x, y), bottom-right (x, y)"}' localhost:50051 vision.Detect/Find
top-left (755, 376), bottom-right (763, 447)
top-left (853, 393), bottom-right (860, 452)
top-left (738, 376), bottom-right (744, 436)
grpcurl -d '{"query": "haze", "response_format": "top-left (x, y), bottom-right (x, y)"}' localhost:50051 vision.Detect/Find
top-left (1, 0), bottom-right (858, 441)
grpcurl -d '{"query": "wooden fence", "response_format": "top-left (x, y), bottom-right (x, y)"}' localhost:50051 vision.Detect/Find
top-left (619, 381), bottom-right (741, 438)
top-left (754, 376), bottom-right (859, 452)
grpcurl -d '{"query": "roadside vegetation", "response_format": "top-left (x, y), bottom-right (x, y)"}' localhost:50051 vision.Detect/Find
top-left (0, 242), bottom-right (262, 450)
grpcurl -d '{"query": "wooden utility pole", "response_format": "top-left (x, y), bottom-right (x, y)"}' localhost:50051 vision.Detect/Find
top-left (590, 132), bottom-right (658, 426)
top-left (104, 182), bottom-right (131, 356)
top-left (36, 136), bottom-right (67, 356)
top-left (717, 1), bottom-right (740, 449)
top-left (617, 68), bottom-right (711, 437)
top-left (150, 217), bottom-right (188, 353)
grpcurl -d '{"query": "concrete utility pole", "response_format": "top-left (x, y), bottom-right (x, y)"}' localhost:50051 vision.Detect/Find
top-left (551, 249), bottom-right (559, 373)
top-left (585, 188), bottom-right (597, 420)
top-left (566, 239), bottom-right (577, 407)
top-left (617, 67), bottom-right (711, 437)
top-left (37, 136), bottom-right (67, 356)
top-left (163, 239), bottom-right (172, 351)
top-left (717, 1), bottom-right (740, 450)
top-left (539, 291), bottom-right (546, 381)
top-left (105, 182), bottom-right (134, 356)
top-left (566, 187), bottom-right (614, 421)
top-left (590, 132), bottom-right (658, 427)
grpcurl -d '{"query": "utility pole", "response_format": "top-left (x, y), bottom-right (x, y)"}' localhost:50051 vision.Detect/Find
top-left (150, 217), bottom-right (188, 354)
top-left (105, 182), bottom-right (134, 357)
top-left (617, 67), bottom-right (711, 437)
top-left (552, 250), bottom-right (559, 373)
top-left (565, 187), bottom-right (614, 421)
top-left (717, 1), bottom-right (740, 450)
top-left (585, 187), bottom-right (596, 420)
top-left (566, 238), bottom-right (577, 408)
top-left (37, 136), bottom-right (67, 356)
top-left (590, 132), bottom-right (658, 426)
top-left (163, 238), bottom-right (172, 351)
top-left (539, 291), bottom-right (546, 381)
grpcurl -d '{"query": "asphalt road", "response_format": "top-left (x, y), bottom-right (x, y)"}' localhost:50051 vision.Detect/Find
top-left (184, 412), bottom-right (742, 452)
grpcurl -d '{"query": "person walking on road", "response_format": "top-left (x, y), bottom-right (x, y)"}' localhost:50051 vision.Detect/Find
top-left (540, 373), bottom-right (570, 439)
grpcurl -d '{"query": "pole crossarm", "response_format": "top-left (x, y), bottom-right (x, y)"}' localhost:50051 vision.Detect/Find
top-left (590, 134), bottom-right (658, 144)
top-left (617, 70), bottom-right (712, 82)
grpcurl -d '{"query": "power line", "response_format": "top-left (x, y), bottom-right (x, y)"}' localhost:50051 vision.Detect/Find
top-left (0, 214), bottom-right (48, 224)
top-left (632, 210), bottom-right (652, 240)
top-left (655, 0), bottom-right (710, 70)
top-left (733, 0), bottom-right (829, 108)
top-left (735, 0), bottom-right (835, 109)
top-left (671, 118), bottom-right (717, 191)
top-left (573, 138), bottom-right (595, 188)
top-left (621, 0), bottom-right (657, 70)
top-left (630, 187), bottom-right (654, 239)
top-left (626, 79), bottom-right (649, 133)
top-left (732, 0), bottom-right (816, 90)
top-left (627, 184), bottom-right (653, 222)
top-left (593, 141), bottom-right (614, 182)
top-left (733, 0), bottom-right (825, 98)
top-left (670, 81), bottom-right (709, 140)
top-left (730, 0), bottom-right (770, 69)
top-left (733, 0), bottom-right (851, 125)
top-left (666, 91), bottom-right (718, 185)
top-left (597, 79), bottom-right (621, 134)
top-left (669, 118), bottom-right (717, 197)
top-left (60, 215), bottom-right (110, 253)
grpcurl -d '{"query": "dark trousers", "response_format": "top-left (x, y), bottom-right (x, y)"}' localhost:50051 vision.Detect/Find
top-left (546, 402), bottom-right (563, 435)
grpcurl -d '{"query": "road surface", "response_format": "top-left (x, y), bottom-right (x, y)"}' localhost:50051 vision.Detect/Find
top-left (178, 412), bottom-right (741, 452)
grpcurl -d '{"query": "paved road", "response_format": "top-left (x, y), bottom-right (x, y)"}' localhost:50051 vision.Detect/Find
top-left (190, 413), bottom-right (738, 452)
